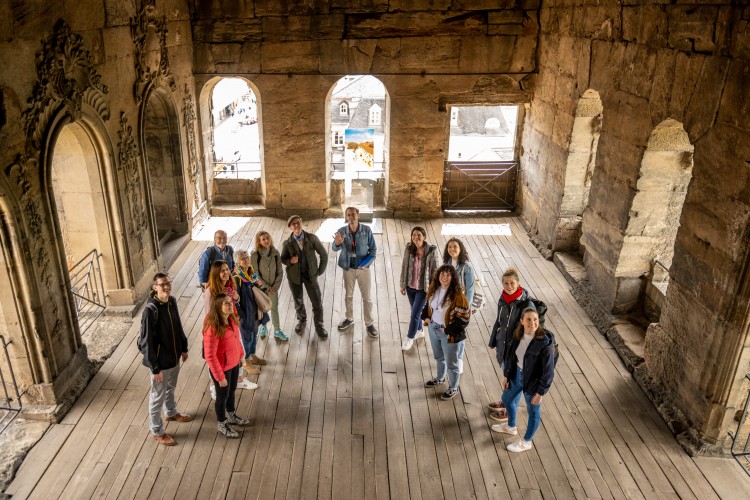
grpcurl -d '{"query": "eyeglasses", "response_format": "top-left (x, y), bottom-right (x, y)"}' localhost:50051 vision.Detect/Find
top-left (240, 256), bottom-right (251, 261)
top-left (155, 281), bottom-right (171, 288)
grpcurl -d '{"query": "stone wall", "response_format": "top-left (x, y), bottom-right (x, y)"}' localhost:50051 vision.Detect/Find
top-left (191, 0), bottom-right (540, 215)
top-left (521, 2), bottom-right (750, 451)
top-left (0, 0), bottom-right (199, 409)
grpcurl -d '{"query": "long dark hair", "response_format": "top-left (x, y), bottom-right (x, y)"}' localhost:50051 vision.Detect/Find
top-left (513, 307), bottom-right (545, 341)
top-left (408, 226), bottom-right (427, 255)
top-left (442, 237), bottom-right (469, 265)
top-left (208, 260), bottom-right (231, 297)
top-left (203, 293), bottom-right (237, 339)
top-left (426, 264), bottom-right (461, 307)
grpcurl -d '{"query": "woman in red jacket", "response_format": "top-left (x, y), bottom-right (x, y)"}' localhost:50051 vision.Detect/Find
top-left (203, 293), bottom-right (251, 438)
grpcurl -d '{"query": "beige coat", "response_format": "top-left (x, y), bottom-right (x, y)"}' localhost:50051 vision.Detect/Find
top-left (250, 247), bottom-right (283, 292)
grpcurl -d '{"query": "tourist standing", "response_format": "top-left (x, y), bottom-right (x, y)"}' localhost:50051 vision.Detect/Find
top-left (442, 237), bottom-right (475, 375)
top-left (421, 264), bottom-right (471, 400)
top-left (491, 307), bottom-right (555, 453)
top-left (197, 230), bottom-right (235, 289)
top-left (250, 231), bottom-right (288, 342)
top-left (203, 294), bottom-right (251, 439)
top-left (139, 273), bottom-right (192, 446)
top-left (233, 249), bottom-right (270, 375)
top-left (399, 226), bottom-right (439, 351)
top-left (332, 206), bottom-right (378, 338)
top-left (281, 215), bottom-right (329, 338)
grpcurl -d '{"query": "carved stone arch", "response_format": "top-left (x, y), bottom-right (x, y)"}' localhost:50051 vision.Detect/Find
top-left (132, 0), bottom-right (176, 106)
top-left (182, 84), bottom-right (205, 216)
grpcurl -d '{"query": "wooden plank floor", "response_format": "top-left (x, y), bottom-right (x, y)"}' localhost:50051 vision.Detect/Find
top-left (7, 216), bottom-right (747, 499)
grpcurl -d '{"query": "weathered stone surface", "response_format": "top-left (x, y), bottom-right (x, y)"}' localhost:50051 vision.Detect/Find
top-left (254, 0), bottom-right (329, 16)
top-left (580, 207), bottom-right (623, 273)
top-left (0, 419), bottom-right (50, 491)
top-left (192, 19), bottom-right (262, 43)
top-left (607, 321), bottom-right (645, 369)
top-left (330, 0), bottom-right (388, 12)
top-left (399, 36), bottom-right (460, 71)
top-left (667, 5), bottom-right (718, 52)
top-left (319, 39), bottom-right (377, 74)
top-left (622, 5), bottom-right (668, 47)
top-left (347, 12), bottom-right (487, 39)
top-left (262, 15), bottom-right (344, 41)
top-left (716, 59), bottom-right (750, 131)
top-left (261, 41), bottom-right (320, 72)
top-left (669, 51), bottom-right (706, 123)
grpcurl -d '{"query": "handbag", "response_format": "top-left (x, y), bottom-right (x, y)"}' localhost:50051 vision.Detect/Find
top-left (251, 286), bottom-right (272, 319)
top-left (471, 277), bottom-right (485, 311)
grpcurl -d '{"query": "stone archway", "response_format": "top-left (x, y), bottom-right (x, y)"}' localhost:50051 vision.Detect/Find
top-left (142, 87), bottom-right (188, 246)
top-left (554, 89), bottom-right (602, 252)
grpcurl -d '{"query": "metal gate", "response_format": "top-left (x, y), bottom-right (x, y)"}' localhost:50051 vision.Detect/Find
top-left (441, 161), bottom-right (518, 211)
top-left (69, 249), bottom-right (107, 334)
top-left (729, 373), bottom-right (750, 476)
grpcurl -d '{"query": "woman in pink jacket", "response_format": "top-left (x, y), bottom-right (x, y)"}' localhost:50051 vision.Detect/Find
top-left (203, 293), bottom-right (251, 438)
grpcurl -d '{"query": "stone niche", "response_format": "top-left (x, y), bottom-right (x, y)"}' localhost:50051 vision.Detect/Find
top-left (191, 1), bottom-right (539, 215)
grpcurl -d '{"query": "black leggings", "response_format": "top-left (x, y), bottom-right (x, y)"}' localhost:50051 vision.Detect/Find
top-left (210, 364), bottom-right (240, 422)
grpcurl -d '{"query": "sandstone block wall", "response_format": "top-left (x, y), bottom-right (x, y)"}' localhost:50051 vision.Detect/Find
top-left (521, 2), bottom-right (750, 450)
top-left (190, 0), bottom-right (539, 214)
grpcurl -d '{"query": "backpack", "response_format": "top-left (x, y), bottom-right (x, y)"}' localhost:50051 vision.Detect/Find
top-left (552, 341), bottom-right (560, 367)
top-left (136, 302), bottom-right (158, 353)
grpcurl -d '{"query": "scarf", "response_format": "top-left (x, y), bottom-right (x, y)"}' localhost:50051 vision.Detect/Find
top-left (501, 286), bottom-right (524, 304)
top-left (234, 265), bottom-right (258, 284)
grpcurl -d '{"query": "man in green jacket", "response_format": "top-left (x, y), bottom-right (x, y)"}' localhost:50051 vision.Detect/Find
top-left (281, 215), bottom-right (329, 337)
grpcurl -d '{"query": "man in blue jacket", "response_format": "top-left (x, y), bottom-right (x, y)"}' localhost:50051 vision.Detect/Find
top-left (197, 230), bottom-right (234, 289)
top-left (140, 273), bottom-right (192, 446)
top-left (332, 206), bottom-right (378, 338)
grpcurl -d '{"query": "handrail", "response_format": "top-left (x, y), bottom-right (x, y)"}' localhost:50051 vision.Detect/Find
top-left (728, 373), bottom-right (750, 477)
top-left (0, 335), bottom-right (23, 434)
top-left (68, 249), bottom-right (107, 335)
top-left (212, 161), bottom-right (262, 180)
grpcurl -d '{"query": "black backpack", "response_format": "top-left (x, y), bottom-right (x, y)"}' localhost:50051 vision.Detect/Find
top-left (136, 303), bottom-right (158, 353)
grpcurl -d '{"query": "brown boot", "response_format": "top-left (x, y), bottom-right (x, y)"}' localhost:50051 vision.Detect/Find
top-left (249, 354), bottom-right (267, 366)
top-left (244, 362), bottom-right (260, 375)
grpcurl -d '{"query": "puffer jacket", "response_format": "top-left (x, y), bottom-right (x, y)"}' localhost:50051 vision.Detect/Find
top-left (203, 318), bottom-right (243, 382)
top-left (503, 329), bottom-right (556, 396)
top-left (399, 243), bottom-right (439, 291)
top-left (250, 247), bottom-right (283, 291)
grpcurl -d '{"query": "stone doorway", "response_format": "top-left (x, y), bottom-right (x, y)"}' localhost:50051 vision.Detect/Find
top-left (143, 88), bottom-right (188, 254)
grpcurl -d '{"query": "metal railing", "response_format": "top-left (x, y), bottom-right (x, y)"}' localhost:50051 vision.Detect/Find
top-left (728, 374), bottom-right (750, 476)
top-left (442, 161), bottom-right (518, 210)
top-left (212, 161), bottom-right (262, 179)
top-left (1, 335), bottom-right (23, 434)
top-left (69, 249), bottom-right (107, 334)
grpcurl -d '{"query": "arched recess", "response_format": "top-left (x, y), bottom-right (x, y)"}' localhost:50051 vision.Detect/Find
top-left (326, 75), bottom-right (391, 212)
top-left (43, 110), bottom-right (131, 315)
top-left (616, 119), bottom-right (694, 297)
top-left (554, 89), bottom-right (603, 252)
top-left (141, 86), bottom-right (189, 248)
top-left (198, 77), bottom-right (265, 206)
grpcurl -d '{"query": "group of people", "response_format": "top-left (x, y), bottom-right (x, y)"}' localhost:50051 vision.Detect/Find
top-left (138, 215), bottom-right (557, 454)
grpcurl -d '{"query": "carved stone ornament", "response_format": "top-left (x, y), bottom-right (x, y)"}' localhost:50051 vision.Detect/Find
top-left (116, 112), bottom-right (149, 250)
top-left (182, 84), bottom-right (202, 209)
top-left (131, 0), bottom-right (176, 105)
top-left (22, 19), bottom-right (110, 154)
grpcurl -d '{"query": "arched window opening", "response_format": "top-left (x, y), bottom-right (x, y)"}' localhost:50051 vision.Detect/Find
top-left (556, 89), bottom-right (603, 252)
top-left (617, 119), bottom-right (694, 297)
top-left (143, 88), bottom-right (188, 257)
top-left (211, 78), bottom-right (262, 180)
top-left (328, 75), bottom-right (389, 212)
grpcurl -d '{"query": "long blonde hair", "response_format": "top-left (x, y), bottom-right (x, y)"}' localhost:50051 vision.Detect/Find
top-left (254, 231), bottom-right (275, 251)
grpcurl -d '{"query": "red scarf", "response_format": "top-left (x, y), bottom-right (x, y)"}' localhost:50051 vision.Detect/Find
top-left (501, 286), bottom-right (524, 304)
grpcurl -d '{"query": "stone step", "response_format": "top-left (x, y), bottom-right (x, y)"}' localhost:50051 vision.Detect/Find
top-left (606, 321), bottom-right (646, 372)
top-left (553, 251), bottom-right (587, 285)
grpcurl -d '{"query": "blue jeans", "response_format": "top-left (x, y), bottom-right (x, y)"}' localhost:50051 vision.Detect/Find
top-left (241, 327), bottom-right (257, 358)
top-left (428, 322), bottom-right (462, 390)
top-left (406, 287), bottom-right (427, 339)
top-left (501, 368), bottom-right (542, 441)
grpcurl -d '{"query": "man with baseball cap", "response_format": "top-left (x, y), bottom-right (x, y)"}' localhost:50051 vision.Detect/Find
top-left (280, 215), bottom-right (329, 337)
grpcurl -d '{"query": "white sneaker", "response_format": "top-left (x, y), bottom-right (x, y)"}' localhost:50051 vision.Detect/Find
top-left (491, 423), bottom-right (518, 435)
top-left (209, 383), bottom-right (216, 401)
top-left (507, 439), bottom-right (533, 453)
top-left (237, 379), bottom-right (259, 390)
top-left (458, 359), bottom-right (464, 374)
top-left (401, 338), bottom-right (414, 351)
top-left (414, 330), bottom-right (425, 340)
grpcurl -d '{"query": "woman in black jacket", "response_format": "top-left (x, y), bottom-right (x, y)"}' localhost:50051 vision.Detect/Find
top-left (491, 307), bottom-right (555, 453)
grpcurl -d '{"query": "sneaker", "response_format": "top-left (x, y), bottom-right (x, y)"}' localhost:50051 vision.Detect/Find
top-left (249, 354), bottom-right (267, 366)
top-left (243, 363), bottom-right (260, 375)
top-left (424, 377), bottom-right (445, 387)
top-left (338, 318), bottom-right (354, 330)
top-left (317, 328), bottom-right (329, 338)
top-left (414, 330), bottom-right (425, 340)
top-left (366, 324), bottom-right (379, 338)
top-left (458, 359), bottom-right (464, 374)
top-left (153, 433), bottom-right (176, 446)
top-left (507, 439), bottom-right (533, 453)
top-left (441, 388), bottom-right (459, 400)
top-left (165, 413), bottom-right (193, 423)
top-left (401, 338), bottom-right (414, 351)
top-left (209, 383), bottom-right (216, 401)
top-left (274, 330), bottom-right (289, 342)
top-left (259, 325), bottom-right (268, 338)
top-left (491, 423), bottom-right (518, 435)
top-left (226, 412), bottom-right (250, 426)
top-left (237, 378), bottom-right (258, 390)
top-left (488, 400), bottom-right (506, 411)
top-left (489, 409), bottom-right (508, 423)
top-left (218, 421), bottom-right (239, 439)
top-left (294, 321), bottom-right (306, 334)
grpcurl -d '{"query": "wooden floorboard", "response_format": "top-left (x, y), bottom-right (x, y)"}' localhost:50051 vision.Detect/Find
top-left (8, 215), bottom-right (745, 500)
